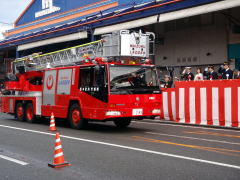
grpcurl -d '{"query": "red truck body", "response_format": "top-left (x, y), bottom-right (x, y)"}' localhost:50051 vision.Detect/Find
top-left (0, 62), bottom-right (162, 128)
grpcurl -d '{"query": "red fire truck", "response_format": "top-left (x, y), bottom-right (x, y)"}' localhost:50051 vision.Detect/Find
top-left (0, 30), bottom-right (162, 129)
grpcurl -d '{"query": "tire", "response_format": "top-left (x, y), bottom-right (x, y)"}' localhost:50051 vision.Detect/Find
top-left (68, 103), bottom-right (87, 129)
top-left (15, 102), bottom-right (25, 121)
top-left (25, 103), bottom-right (36, 123)
top-left (114, 119), bottom-right (131, 128)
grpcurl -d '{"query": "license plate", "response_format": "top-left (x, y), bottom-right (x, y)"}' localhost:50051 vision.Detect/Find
top-left (132, 109), bottom-right (143, 116)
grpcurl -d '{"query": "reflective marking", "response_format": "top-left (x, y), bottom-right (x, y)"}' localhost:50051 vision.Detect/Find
top-left (50, 124), bottom-right (55, 127)
top-left (189, 88), bottom-right (196, 124)
top-left (212, 88), bottom-right (219, 126)
top-left (179, 88), bottom-right (185, 123)
top-left (55, 145), bottom-right (62, 150)
top-left (146, 132), bottom-right (240, 145)
top-left (54, 152), bottom-right (63, 158)
top-left (56, 138), bottom-right (61, 143)
top-left (200, 88), bottom-right (207, 125)
top-left (0, 155), bottom-right (28, 166)
top-left (225, 88), bottom-right (232, 127)
top-left (0, 124), bottom-right (240, 169)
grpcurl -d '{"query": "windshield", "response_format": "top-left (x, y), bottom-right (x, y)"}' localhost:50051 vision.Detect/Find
top-left (109, 65), bottom-right (160, 94)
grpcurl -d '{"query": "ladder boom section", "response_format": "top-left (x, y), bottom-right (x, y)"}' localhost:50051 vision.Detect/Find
top-left (13, 30), bottom-right (155, 73)
top-left (14, 40), bottom-right (103, 72)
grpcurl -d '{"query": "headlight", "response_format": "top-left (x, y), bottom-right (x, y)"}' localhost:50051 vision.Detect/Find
top-left (105, 111), bottom-right (121, 116)
top-left (152, 109), bottom-right (161, 114)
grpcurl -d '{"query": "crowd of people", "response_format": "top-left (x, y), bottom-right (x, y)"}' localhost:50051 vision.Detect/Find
top-left (162, 62), bottom-right (240, 88)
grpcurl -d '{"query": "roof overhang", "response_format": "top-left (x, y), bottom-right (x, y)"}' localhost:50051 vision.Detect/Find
top-left (94, 0), bottom-right (240, 34)
top-left (17, 31), bottom-right (87, 51)
top-left (1, 0), bottom-right (240, 51)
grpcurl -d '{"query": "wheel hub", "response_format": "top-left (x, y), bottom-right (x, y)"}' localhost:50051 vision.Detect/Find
top-left (26, 106), bottom-right (33, 120)
top-left (72, 109), bottom-right (80, 125)
top-left (17, 106), bottom-right (23, 117)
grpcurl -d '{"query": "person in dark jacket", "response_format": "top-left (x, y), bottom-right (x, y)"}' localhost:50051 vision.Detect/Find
top-left (207, 66), bottom-right (218, 80)
top-left (162, 75), bottom-right (173, 88)
top-left (181, 67), bottom-right (194, 81)
top-left (222, 62), bottom-right (233, 79)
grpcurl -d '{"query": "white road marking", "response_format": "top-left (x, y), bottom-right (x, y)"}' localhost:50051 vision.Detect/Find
top-left (145, 132), bottom-right (240, 145)
top-left (1, 124), bottom-right (240, 170)
top-left (0, 155), bottom-right (28, 166)
top-left (133, 121), bottom-right (240, 133)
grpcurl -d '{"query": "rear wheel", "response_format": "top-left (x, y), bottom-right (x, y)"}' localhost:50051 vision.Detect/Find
top-left (15, 103), bottom-right (25, 121)
top-left (114, 119), bottom-right (131, 128)
top-left (25, 103), bottom-right (36, 123)
top-left (68, 103), bottom-right (87, 129)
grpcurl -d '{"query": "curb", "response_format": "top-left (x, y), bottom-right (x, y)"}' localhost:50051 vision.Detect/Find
top-left (139, 119), bottom-right (240, 131)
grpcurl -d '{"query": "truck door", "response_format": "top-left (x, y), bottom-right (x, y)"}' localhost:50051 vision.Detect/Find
top-left (43, 70), bottom-right (57, 106)
top-left (56, 69), bottom-right (72, 108)
top-left (79, 65), bottom-right (108, 102)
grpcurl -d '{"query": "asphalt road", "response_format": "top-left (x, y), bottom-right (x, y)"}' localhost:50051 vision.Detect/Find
top-left (0, 113), bottom-right (239, 180)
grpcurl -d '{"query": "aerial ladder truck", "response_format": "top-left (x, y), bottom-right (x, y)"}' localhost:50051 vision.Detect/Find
top-left (0, 30), bottom-right (162, 129)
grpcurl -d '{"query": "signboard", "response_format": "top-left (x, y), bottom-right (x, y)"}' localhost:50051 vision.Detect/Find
top-left (35, 0), bottom-right (61, 18)
top-left (43, 70), bottom-right (57, 105)
top-left (120, 32), bottom-right (149, 57)
top-left (16, 0), bottom-right (119, 26)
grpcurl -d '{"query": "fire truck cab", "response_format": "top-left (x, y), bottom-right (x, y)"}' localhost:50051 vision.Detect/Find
top-left (0, 30), bottom-right (162, 129)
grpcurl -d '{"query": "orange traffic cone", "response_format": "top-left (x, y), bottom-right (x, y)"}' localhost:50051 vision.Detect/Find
top-left (49, 113), bottom-right (56, 131)
top-left (48, 133), bottom-right (70, 168)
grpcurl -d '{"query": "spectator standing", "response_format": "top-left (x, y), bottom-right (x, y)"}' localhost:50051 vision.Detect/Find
top-left (222, 62), bottom-right (233, 79)
top-left (233, 69), bottom-right (240, 79)
top-left (194, 68), bottom-right (203, 81)
top-left (182, 67), bottom-right (194, 81)
top-left (207, 66), bottom-right (218, 80)
top-left (163, 75), bottom-right (173, 88)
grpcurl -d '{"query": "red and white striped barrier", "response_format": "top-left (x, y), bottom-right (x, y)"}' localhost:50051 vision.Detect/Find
top-left (161, 80), bottom-right (240, 128)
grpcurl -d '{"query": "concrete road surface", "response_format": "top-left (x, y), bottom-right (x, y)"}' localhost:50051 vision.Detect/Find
top-left (0, 113), bottom-right (239, 180)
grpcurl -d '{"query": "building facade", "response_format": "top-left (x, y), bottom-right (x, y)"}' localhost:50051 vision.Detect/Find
top-left (0, 0), bottom-right (240, 78)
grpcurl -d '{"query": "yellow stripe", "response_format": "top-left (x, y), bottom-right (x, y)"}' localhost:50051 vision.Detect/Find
top-left (131, 136), bottom-right (240, 156)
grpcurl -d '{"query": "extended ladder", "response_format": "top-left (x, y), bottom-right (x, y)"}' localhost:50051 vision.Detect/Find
top-left (13, 40), bottom-right (103, 72)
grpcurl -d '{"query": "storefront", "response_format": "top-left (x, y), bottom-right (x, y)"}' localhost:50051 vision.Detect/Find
top-left (0, 0), bottom-right (240, 79)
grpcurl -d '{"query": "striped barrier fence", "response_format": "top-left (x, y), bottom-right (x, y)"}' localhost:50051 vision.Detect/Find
top-left (161, 79), bottom-right (240, 128)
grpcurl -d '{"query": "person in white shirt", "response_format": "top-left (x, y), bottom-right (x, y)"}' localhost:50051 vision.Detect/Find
top-left (194, 68), bottom-right (203, 81)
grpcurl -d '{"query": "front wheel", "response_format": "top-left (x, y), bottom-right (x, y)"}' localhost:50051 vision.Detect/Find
top-left (68, 103), bottom-right (87, 129)
top-left (25, 103), bottom-right (36, 123)
top-left (114, 119), bottom-right (131, 128)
